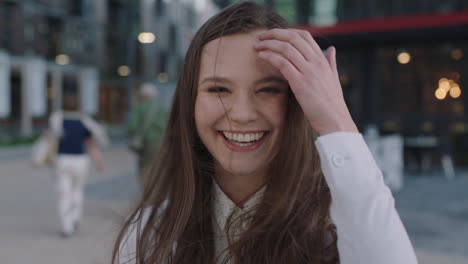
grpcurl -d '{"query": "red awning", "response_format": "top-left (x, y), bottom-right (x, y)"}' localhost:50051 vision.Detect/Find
top-left (298, 10), bottom-right (468, 36)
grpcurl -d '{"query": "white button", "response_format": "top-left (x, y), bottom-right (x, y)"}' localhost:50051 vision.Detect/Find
top-left (332, 154), bottom-right (345, 168)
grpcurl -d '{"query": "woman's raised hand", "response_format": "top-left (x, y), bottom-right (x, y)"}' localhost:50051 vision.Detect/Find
top-left (255, 28), bottom-right (358, 136)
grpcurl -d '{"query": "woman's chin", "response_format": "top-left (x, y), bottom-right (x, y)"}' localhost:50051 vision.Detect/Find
top-left (219, 162), bottom-right (266, 178)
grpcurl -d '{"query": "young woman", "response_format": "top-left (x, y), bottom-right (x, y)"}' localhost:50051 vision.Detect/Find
top-left (114, 2), bottom-right (417, 263)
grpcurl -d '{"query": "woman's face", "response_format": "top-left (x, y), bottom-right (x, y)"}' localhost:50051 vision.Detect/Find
top-left (195, 30), bottom-right (289, 179)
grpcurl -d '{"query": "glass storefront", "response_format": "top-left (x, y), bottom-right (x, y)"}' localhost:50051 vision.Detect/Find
top-left (214, 0), bottom-right (468, 25)
top-left (212, 0), bottom-right (468, 166)
top-left (334, 40), bottom-right (468, 165)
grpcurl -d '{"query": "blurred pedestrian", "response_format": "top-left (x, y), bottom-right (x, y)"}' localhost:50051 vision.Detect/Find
top-left (128, 82), bottom-right (167, 186)
top-left (113, 2), bottom-right (417, 264)
top-left (49, 94), bottom-right (108, 237)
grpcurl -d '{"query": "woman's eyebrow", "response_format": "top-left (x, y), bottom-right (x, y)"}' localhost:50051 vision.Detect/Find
top-left (254, 76), bottom-right (288, 86)
top-left (199, 76), bottom-right (233, 85)
top-left (199, 76), bottom-right (288, 86)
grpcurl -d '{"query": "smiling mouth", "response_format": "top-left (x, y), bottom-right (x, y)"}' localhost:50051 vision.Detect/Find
top-left (219, 131), bottom-right (268, 151)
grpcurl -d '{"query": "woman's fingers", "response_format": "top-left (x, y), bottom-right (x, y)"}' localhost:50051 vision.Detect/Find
top-left (258, 51), bottom-right (301, 83)
top-left (257, 29), bottom-right (355, 135)
top-left (254, 39), bottom-right (308, 73)
top-left (325, 46), bottom-right (338, 77)
top-left (258, 28), bottom-right (317, 61)
top-left (289, 28), bottom-right (322, 56)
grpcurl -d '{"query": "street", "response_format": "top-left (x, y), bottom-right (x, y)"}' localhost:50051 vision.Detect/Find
top-left (0, 146), bottom-right (138, 264)
top-left (0, 146), bottom-right (467, 263)
top-left (395, 171), bottom-right (468, 264)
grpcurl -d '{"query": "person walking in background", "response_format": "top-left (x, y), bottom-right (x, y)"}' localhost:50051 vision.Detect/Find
top-left (49, 94), bottom-right (109, 238)
top-left (128, 82), bottom-right (167, 187)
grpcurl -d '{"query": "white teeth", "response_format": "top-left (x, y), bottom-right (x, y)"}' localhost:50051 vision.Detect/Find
top-left (222, 131), bottom-right (265, 143)
top-left (255, 133), bottom-right (261, 140)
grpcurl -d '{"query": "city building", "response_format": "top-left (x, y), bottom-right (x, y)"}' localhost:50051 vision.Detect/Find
top-left (0, 0), bottom-right (102, 138)
top-left (215, 0), bottom-right (468, 166)
top-left (0, 0), bottom-right (217, 140)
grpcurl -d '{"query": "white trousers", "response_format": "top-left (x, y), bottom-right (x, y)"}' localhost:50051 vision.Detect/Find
top-left (55, 154), bottom-right (90, 234)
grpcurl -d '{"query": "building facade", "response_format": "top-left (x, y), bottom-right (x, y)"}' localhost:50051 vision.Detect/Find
top-left (0, 0), bottom-right (217, 140)
top-left (214, 0), bottom-right (468, 166)
top-left (0, 0), bottom-right (101, 138)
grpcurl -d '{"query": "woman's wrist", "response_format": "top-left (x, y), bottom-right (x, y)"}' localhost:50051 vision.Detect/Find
top-left (312, 116), bottom-right (359, 136)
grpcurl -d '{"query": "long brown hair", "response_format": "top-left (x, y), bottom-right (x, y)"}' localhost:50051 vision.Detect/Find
top-left (113, 2), bottom-right (338, 263)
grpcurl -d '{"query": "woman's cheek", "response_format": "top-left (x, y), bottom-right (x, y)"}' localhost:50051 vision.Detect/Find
top-left (195, 95), bottom-right (228, 125)
top-left (267, 97), bottom-right (287, 126)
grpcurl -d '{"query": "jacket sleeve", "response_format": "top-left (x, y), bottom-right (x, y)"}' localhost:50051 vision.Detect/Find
top-left (315, 132), bottom-right (418, 264)
top-left (117, 202), bottom-right (167, 264)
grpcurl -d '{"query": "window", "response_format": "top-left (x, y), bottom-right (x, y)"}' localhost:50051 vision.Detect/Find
top-left (69, 0), bottom-right (83, 16)
top-left (376, 43), bottom-right (466, 118)
top-left (156, 0), bottom-right (166, 16)
top-left (159, 51), bottom-right (167, 73)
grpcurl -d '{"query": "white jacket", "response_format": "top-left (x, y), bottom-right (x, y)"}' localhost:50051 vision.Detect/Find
top-left (118, 132), bottom-right (418, 264)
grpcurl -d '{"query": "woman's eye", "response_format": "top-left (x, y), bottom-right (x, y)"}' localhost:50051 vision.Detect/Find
top-left (258, 87), bottom-right (281, 94)
top-left (207, 86), bottom-right (230, 93)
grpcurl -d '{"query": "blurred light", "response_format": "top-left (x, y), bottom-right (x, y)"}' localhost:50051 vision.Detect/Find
top-left (453, 72), bottom-right (461, 81)
top-left (138, 32), bottom-right (155, 44)
top-left (158, 72), bottom-right (169, 83)
top-left (435, 88), bottom-right (447, 100)
top-left (118, 65), bottom-right (131, 76)
top-left (451, 48), bottom-right (463, 61)
top-left (382, 120), bottom-right (399, 131)
top-left (339, 73), bottom-right (349, 85)
top-left (452, 122), bottom-right (466, 133)
top-left (397, 52), bottom-right (411, 64)
top-left (451, 82), bottom-right (460, 89)
top-left (438, 77), bottom-right (448, 84)
top-left (55, 54), bottom-right (69, 65)
top-left (450, 85), bottom-right (461, 98)
top-left (421, 122), bottom-right (433, 132)
top-left (439, 78), bottom-right (451, 91)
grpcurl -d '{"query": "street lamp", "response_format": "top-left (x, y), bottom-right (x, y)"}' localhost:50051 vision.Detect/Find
top-left (397, 51), bottom-right (411, 64)
top-left (118, 65), bottom-right (131, 76)
top-left (138, 32), bottom-right (155, 44)
top-left (55, 54), bottom-right (70, 65)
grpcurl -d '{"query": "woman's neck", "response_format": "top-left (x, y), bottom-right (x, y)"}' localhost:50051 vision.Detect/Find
top-left (214, 167), bottom-right (267, 207)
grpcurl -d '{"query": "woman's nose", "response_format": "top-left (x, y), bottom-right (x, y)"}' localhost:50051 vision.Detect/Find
top-left (228, 93), bottom-right (258, 124)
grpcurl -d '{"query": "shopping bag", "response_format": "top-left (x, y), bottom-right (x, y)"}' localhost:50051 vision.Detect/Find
top-left (129, 134), bottom-right (143, 153)
top-left (31, 133), bottom-right (58, 166)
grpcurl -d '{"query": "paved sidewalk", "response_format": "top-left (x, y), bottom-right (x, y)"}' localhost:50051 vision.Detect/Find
top-left (396, 172), bottom-right (468, 264)
top-left (0, 146), bottom-right (139, 264)
top-left (0, 145), bottom-right (467, 263)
